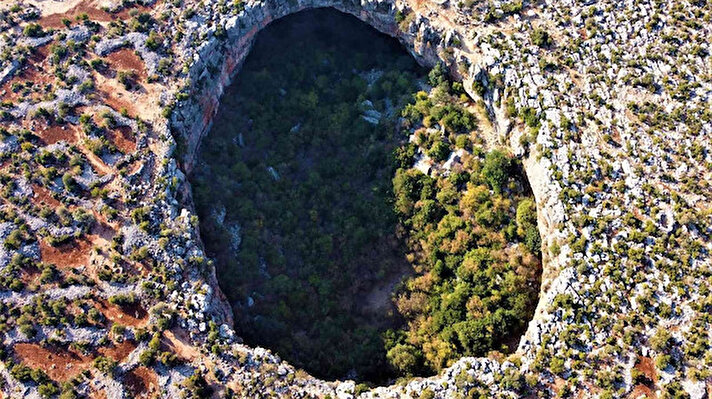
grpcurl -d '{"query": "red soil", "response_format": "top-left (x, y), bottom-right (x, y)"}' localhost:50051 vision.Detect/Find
top-left (98, 87), bottom-right (139, 118)
top-left (37, 124), bottom-right (79, 145)
top-left (39, 237), bottom-right (92, 269)
top-left (32, 184), bottom-right (61, 208)
top-left (38, 1), bottom-right (157, 29)
top-left (14, 340), bottom-right (136, 383)
top-left (91, 221), bottom-right (116, 242)
top-left (95, 299), bottom-right (148, 328)
top-left (628, 384), bottom-right (656, 399)
top-left (105, 49), bottom-right (147, 80)
top-left (627, 356), bottom-right (658, 398)
top-left (123, 366), bottom-right (159, 398)
top-left (14, 343), bottom-right (91, 382)
top-left (163, 329), bottom-right (200, 363)
top-left (0, 46), bottom-right (52, 102)
top-left (106, 125), bottom-right (137, 154)
top-left (635, 356), bottom-right (657, 383)
top-left (101, 339), bottom-right (138, 362)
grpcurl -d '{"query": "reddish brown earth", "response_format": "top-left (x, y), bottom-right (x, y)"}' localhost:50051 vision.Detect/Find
top-left (39, 238), bottom-right (92, 269)
top-left (14, 343), bottom-right (92, 382)
top-left (105, 49), bottom-right (148, 80)
top-left (97, 86), bottom-right (140, 117)
top-left (123, 366), bottom-right (159, 398)
top-left (32, 184), bottom-right (61, 208)
top-left (95, 299), bottom-right (149, 328)
top-left (37, 1), bottom-right (157, 29)
top-left (163, 329), bottom-right (201, 363)
top-left (13, 340), bottom-right (136, 383)
top-left (628, 384), bottom-right (656, 399)
top-left (101, 340), bottom-right (138, 362)
top-left (0, 46), bottom-right (52, 102)
top-left (636, 356), bottom-right (657, 383)
top-left (37, 124), bottom-right (80, 145)
top-left (107, 125), bottom-right (137, 154)
top-left (627, 356), bottom-right (658, 399)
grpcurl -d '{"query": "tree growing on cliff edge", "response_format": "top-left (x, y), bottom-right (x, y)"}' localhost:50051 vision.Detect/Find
top-left (482, 150), bottom-right (511, 194)
top-left (517, 199), bottom-right (541, 254)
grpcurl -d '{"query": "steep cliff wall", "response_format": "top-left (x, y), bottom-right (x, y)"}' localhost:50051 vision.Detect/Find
top-left (165, 0), bottom-right (571, 391)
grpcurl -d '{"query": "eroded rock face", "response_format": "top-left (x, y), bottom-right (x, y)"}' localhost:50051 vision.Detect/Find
top-left (2, 0), bottom-right (710, 396)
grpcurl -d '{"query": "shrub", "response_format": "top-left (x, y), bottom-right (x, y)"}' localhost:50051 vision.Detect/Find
top-left (419, 389), bottom-right (436, 399)
top-left (10, 364), bottom-right (34, 382)
top-left (38, 383), bottom-right (59, 398)
top-left (117, 71), bottom-right (136, 90)
top-left (77, 80), bottom-right (95, 94)
top-left (4, 229), bottom-right (23, 250)
top-left (108, 293), bottom-right (136, 307)
top-left (428, 63), bottom-right (448, 87)
top-left (517, 199), bottom-right (541, 254)
top-left (428, 141), bottom-right (451, 162)
top-left (88, 308), bottom-right (103, 323)
top-left (93, 356), bottom-right (117, 376)
top-left (650, 329), bottom-right (672, 352)
top-left (62, 173), bottom-right (77, 193)
top-left (472, 79), bottom-right (486, 97)
top-left (520, 107), bottom-right (540, 129)
top-left (145, 31), bottom-right (162, 51)
top-left (19, 323), bottom-right (36, 338)
top-left (182, 372), bottom-right (212, 398)
top-left (23, 23), bottom-right (45, 37)
top-left (655, 354), bottom-right (671, 370)
top-left (386, 344), bottom-right (421, 375)
top-left (531, 28), bottom-right (552, 47)
top-left (139, 349), bottom-right (156, 366)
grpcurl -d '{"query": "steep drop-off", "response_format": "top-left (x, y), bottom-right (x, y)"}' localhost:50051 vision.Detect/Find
top-left (190, 8), bottom-right (541, 385)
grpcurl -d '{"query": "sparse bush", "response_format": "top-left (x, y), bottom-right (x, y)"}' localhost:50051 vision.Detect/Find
top-left (93, 356), bottom-right (117, 376)
top-left (531, 28), bottom-right (552, 47)
top-left (23, 23), bottom-right (45, 37)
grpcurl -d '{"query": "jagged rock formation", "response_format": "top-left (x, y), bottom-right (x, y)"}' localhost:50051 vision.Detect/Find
top-left (0, 0), bottom-right (710, 397)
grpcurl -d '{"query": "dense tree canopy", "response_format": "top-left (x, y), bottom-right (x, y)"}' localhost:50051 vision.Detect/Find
top-left (386, 72), bottom-right (541, 374)
top-left (191, 10), bottom-right (423, 382)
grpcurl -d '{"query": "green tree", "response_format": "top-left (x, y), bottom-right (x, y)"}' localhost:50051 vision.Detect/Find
top-left (428, 63), bottom-right (448, 87)
top-left (482, 150), bottom-right (510, 194)
top-left (531, 28), bottom-right (552, 47)
top-left (386, 344), bottom-right (421, 375)
top-left (428, 141), bottom-right (451, 162)
top-left (516, 199), bottom-right (541, 254)
top-left (23, 23), bottom-right (45, 37)
top-left (93, 356), bottom-right (117, 376)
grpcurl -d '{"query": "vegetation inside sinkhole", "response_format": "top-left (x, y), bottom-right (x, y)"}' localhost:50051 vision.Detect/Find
top-left (190, 8), bottom-right (541, 384)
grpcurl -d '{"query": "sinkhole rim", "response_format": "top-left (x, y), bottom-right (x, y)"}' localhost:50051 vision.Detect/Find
top-left (181, 6), bottom-right (545, 387)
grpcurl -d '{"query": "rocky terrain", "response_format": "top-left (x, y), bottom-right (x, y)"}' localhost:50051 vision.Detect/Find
top-left (0, 0), bottom-right (710, 398)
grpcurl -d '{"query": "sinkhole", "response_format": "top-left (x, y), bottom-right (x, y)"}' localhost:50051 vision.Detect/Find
top-left (189, 8), bottom-right (542, 385)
